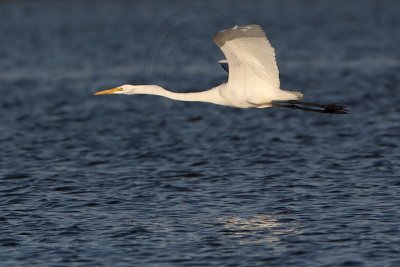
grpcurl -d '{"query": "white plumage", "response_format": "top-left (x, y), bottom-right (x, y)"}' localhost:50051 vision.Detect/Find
top-left (214, 24), bottom-right (301, 108)
top-left (95, 24), bottom-right (348, 114)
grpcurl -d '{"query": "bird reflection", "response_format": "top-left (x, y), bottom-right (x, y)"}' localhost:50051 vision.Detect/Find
top-left (219, 214), bottom-right (299, 244)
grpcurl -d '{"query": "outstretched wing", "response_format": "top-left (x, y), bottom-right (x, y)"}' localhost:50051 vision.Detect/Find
top-left (214, 24), bottom-right (280, 89)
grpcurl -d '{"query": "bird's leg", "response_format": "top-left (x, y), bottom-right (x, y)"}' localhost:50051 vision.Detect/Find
top-left (272, 103), bottom-right (326, 113)
top-left (287, 100), bottom-right (347, 111)
top-left (271, 101), bottom-right (349, 114)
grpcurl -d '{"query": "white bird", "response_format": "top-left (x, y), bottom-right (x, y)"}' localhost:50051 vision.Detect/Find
top-left (95, 24), bottom-right (348, 114)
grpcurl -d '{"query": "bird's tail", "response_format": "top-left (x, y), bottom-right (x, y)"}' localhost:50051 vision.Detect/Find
top-left (279, 89), bottom-right (303, 101)
top-left (290, 91), bottom-right (304, 100)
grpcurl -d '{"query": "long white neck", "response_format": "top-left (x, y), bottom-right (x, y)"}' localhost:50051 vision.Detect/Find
top-left (124, 84), bottom-right (229, 106)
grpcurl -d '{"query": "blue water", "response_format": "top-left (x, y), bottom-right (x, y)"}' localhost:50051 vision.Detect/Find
top-left (1, 0), bottom-right (400, 266)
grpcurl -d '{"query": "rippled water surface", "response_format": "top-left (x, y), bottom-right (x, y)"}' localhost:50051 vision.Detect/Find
top-left (1, 0), bottom-right (400, 266)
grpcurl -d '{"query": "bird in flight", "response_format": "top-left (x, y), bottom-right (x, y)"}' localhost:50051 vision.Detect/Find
top-left (94, 24), bottom-right (348, 114)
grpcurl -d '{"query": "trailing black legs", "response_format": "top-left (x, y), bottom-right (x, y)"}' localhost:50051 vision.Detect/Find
top-left (272, 100), bottom-right (349, 114)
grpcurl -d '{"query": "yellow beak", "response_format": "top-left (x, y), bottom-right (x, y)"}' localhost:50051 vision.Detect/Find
top-left (94, 87), bottom-right (122, 95)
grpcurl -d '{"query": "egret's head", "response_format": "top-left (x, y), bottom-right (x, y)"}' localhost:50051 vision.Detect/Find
top-left (94, 84), bottom-right (132, 95)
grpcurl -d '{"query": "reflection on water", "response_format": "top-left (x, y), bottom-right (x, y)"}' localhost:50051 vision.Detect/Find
top-left (220, 215), bottom-right (300, 244)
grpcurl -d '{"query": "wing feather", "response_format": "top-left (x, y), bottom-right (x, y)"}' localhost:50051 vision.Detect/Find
top-left (214, 24), bottom-right (280, 90)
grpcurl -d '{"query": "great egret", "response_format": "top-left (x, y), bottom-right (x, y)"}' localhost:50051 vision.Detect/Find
top-left (95, 24), bottom-right (348, 114)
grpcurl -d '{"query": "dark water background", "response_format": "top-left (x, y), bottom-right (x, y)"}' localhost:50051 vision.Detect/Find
top-left (1, 0), bottom-right (400, 266)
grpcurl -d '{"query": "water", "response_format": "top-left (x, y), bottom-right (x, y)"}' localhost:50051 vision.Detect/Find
top-left (1, 0), bottom-right (400, 266)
